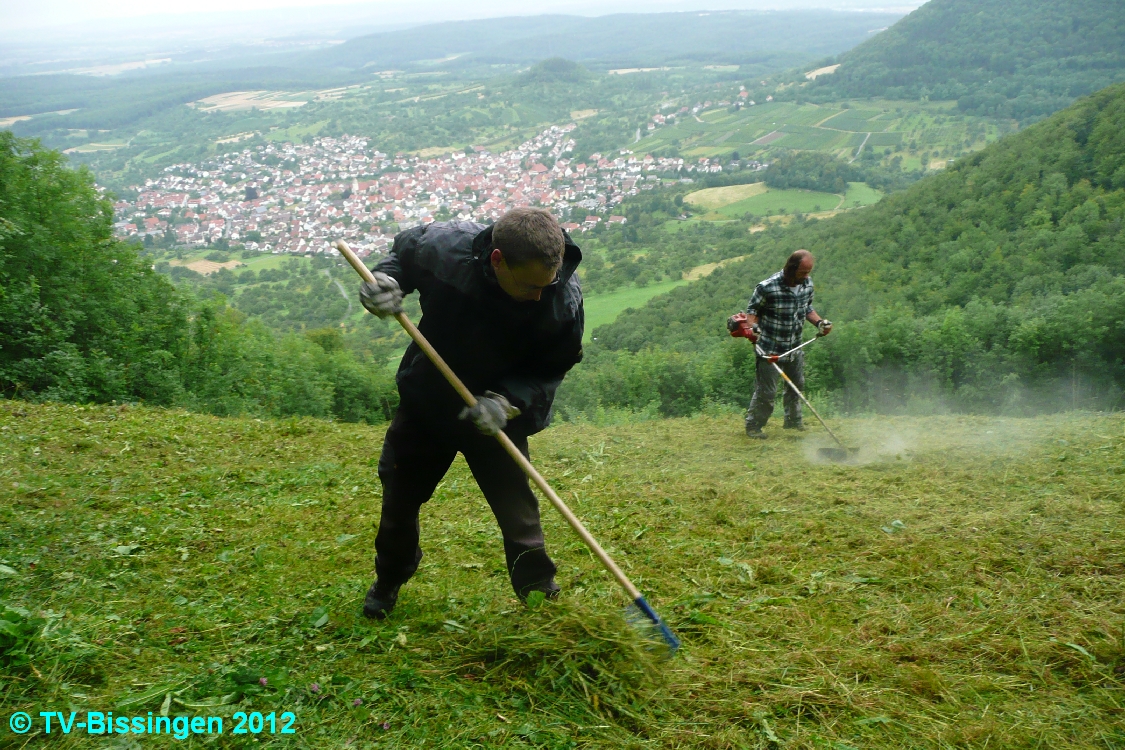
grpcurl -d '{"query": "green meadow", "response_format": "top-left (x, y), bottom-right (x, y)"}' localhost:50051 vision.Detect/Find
top-left (583, 280), bottom-right (690, 342)
top-left (2, 402), bottom-right (1122, 748)
top-left (688, 181), bottom-right (883, 220)
top-left (713, 188), bottom-right (837, 217)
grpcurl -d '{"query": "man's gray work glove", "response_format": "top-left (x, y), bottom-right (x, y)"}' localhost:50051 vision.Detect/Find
top-left (359, 272), bottom-right (404, 318)
top-left (459, 391), bottom-right (521, 436)
top-left (816, 319), bottom-right (833, 336)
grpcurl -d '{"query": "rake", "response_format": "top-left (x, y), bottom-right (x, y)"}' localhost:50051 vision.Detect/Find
top-left (335, 240), bottom-right (680, 656)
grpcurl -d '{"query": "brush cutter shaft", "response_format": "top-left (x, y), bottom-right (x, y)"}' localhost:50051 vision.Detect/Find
top-left (772, 334), bottom-right (821, 362)
top-left (337, 241), bottom-right (642, 601)
top-left (756, 344), bottom-right (846, 449)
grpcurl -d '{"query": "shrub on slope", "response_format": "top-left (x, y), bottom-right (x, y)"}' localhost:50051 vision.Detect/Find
top-left (0, 132), bottom-right (187, 403)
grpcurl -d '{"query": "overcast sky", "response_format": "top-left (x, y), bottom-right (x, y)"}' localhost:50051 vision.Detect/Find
top-left (2, 0), bottom-right (923, 33)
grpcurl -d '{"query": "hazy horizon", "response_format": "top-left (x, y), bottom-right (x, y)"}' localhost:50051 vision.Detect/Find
top-left (1, 0), bottom-right (923, 35)
top-left (0, 0), bottom-right (921, 78)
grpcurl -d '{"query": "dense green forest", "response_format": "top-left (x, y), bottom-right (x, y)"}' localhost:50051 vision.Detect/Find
top-left (555, 82), bottom-right (1125, 419)
top-left (786, 0), bottom-right (1125, 122)
top-left (0, 132), bottom-right (396, 422)
top-left (764, 151), bottom-right (862, 194)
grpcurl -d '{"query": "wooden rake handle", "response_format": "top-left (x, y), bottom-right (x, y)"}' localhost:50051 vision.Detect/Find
top-left (334, 240), bottom-right (643, 601)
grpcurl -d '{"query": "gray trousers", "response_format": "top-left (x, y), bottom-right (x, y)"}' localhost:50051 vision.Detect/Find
top-left (745, 350), bottom-right (805, 429)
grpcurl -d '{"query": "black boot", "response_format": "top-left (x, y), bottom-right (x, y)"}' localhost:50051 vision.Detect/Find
top-left (783, 419), bottom-right (804, 431)
top-left (518, 579), bottom-right (561, 603)
top-left (363, 580), bottom-right (401, 620)
top-left (745, 421), bottom-right (766, 439)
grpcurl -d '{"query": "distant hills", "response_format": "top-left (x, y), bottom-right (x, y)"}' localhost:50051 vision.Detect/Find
top-left (0, 9), bottom-right (905, 141)
top-left (314, 11), bottom-right (906, 72)
top-left (795, 0), bottom-right (1125, 121)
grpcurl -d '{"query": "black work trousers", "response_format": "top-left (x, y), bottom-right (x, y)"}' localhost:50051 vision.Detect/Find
top-left (374, 407), bottom-right (557, 598)
top-left (745, 350), bottom-right (805, 429)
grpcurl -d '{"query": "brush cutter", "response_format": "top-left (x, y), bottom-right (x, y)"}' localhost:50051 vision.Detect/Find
top-left (335, 240), bottom-right (680, 656)
top-left (729, 317), bottom-right (856, 460)
top-left (752, 342), bottom-right (857, 461)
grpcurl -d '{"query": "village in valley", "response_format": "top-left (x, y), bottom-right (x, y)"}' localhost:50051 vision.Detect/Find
top-left (112, 106), bottom-right (759, 261)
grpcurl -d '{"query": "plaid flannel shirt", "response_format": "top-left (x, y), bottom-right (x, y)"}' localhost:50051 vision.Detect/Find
top-left (745, 271), bottom-right (815, 355)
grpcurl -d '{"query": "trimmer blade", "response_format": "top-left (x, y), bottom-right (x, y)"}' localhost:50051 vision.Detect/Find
top-left (817, 447), bottom-right (858, 462)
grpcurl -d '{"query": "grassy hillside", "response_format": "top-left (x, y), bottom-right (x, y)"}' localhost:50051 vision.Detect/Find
top-left (2, 402), bottom-right (1122, 746)
top-left (794, 0), bottom-right (1125, 121)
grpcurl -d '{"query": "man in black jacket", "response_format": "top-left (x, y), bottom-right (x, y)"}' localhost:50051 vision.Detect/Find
top-left (358, 208), bottom-right (584, 619)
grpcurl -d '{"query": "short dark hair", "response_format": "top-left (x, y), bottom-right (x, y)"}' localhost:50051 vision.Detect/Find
top-left (783, 249), bottom-right (813, 285)
top-left (492, 208), bottom-right (565, 268)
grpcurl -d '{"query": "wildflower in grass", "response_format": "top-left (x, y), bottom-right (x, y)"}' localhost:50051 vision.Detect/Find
top-left (310, 683), bottom-right (321, 693)
top-left (353, 698), bottom-right (362, 707)
top-left (381, 721), bottom-right (390, 730)
top-left (259, 677), bottom-right (268, 686)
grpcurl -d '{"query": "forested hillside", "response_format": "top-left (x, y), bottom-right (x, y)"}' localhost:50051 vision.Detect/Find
top-left (793, 0), bottom-right (1125, 122)
top-left (557, 82), bottom-right (1125, 418)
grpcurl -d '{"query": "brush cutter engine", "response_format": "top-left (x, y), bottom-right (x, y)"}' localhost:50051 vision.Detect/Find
top-left (727, 313), bottom-right (759, 342)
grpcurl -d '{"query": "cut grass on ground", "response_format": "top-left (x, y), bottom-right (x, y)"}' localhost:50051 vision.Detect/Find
top-left (2, 403), bottom-right (1123, 748)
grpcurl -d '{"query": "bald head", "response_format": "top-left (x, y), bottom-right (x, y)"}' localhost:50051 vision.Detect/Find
top-left (783, 249), bottom-right (814, 285)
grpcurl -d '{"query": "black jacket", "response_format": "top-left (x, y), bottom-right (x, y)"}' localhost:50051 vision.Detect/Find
top-left (373, 220), bottom-right (584, 434)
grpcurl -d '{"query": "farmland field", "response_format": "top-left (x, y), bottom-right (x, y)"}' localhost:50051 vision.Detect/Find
top-left (2, 403), bottom-right (1122, 747)
top-left (637, 99), bottom-right (1014, 166)
top-left (681, 180), bottom-right (883, 223)
top-left (714, 187), bottom-right (839, 217)
top-left (683, 182), bottom-right (767, 211)
top-left (840, 181), bottom-right (883, 209)
top-left (584, 279), bottom-right (689, 341)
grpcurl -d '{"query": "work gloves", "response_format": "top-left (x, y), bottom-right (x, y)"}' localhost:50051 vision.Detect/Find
top-left (816, 319), bottom-right (833, 336)
top-left (459, 391), bottom-right (521, 436)
top-left (359, 272), bottom-right (404, 318)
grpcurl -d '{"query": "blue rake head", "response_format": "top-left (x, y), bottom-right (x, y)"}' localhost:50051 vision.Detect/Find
top-left (625, 596), bottom-right (681, 658)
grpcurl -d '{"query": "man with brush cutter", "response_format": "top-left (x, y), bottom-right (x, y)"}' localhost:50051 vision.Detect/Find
top-left (729, 249), bottom-right (832, 439)
top-left (356, 208), bottom-right (584, 619)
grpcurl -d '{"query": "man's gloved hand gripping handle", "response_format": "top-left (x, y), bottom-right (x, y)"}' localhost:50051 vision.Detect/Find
top-left (459, 391), bottom-right (522, 436)
top-left (359, 272), bottom-right (404, 318)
